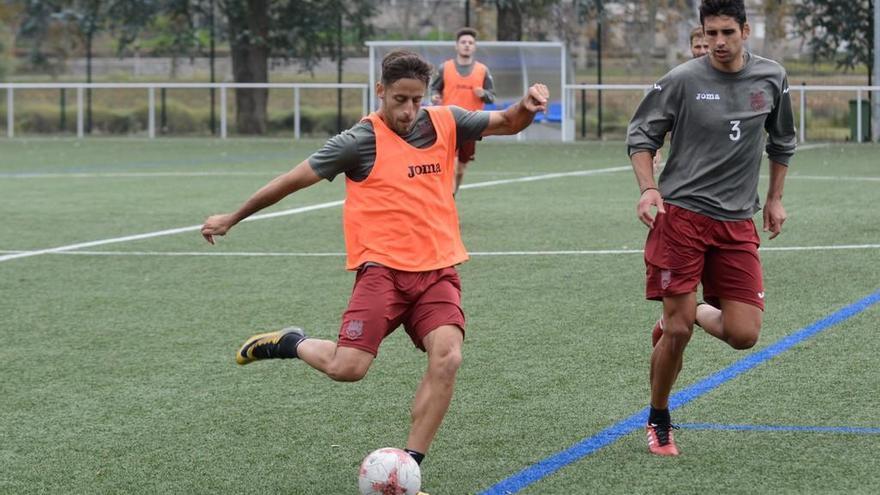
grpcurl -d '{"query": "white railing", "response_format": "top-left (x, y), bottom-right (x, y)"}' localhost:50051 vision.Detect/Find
top-left (0, 82), bottom-right (370, 139)
top-left (563, 83), bottom-right (880, 143)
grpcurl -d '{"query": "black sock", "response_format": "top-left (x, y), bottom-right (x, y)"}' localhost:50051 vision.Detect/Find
top-left (278, 332), bottom-right (306, 359)
top-left (404, 449), bottom-right (424, 465)
top-left (649, 406), bottom-right (671, 426)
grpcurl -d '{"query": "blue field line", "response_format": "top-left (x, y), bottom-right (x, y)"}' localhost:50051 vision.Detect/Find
top-left (478, 289), bottom-right (880, 495)
top-left (679, 423), bottom-right (880, 435)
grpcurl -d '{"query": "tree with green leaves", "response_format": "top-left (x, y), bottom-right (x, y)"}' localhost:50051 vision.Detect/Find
top-left (18, 0), bottom-right (159, 131)
top-left (18, 0), bottom-right (374, 135)
top-left (794, 0), bottom-right (875, 85)
top-left (217, 0), bottom-right (373, 134)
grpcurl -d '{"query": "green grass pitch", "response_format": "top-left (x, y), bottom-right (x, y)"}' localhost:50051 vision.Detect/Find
top-left (1, 138), bottom-right (878, 494)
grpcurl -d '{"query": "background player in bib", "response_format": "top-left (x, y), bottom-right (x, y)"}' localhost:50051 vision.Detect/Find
top-left (201, 51), bottom-right (548, 481)
top-left (430, 27), bottom-right (496, 196)
top-left (626, 0), bottom-right (796, 456)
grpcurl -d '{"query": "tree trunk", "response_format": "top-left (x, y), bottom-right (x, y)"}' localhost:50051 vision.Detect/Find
top-left (226, 0), bottom-right (270, 135)
top-left (763, 0), bottom-right (785, 62)
top-left (496, 1), bottom-right (522, 41)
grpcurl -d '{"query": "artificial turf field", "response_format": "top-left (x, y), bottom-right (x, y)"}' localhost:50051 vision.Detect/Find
top-left (1, 138), bottom-right (878, 494)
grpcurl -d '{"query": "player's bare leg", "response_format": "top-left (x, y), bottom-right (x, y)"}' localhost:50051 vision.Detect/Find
top-left (647, 292), bottom-right (695, 456)
top-left (406, 325), bottom-right (463, 455)
top-left (651, 293), bottom-right (696, 406)
top-left (696, 299), bottom-right (762, 349)
top-left (297, 340), bottom-right (375, 382)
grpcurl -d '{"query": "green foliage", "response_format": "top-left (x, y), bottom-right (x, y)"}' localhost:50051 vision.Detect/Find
top-left (794, 0), bottom-right (874, 73)
top-left (268, 107), bottom-right (362, 136)
top-left (17, 0), bottom-right (161, 74)
top-left (3, 101), bottom-right (364, 137)
top-left (0, 38), bottom-right (6, 81)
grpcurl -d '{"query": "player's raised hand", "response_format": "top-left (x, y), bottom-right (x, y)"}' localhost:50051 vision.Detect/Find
top-left (201, 213), bottom-right (237, 244)
top-left (762, 198), bottom-right (786, 239)
top-left (637, 188), bottom-right (666, 229)
top-left (524, 84), bottom-right (549, 113)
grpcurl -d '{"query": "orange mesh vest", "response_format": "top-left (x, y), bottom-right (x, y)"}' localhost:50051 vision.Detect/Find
top-left (343, 106), bottom-right (468, 272)
top-left (442, 60), bottom-right (487, 111)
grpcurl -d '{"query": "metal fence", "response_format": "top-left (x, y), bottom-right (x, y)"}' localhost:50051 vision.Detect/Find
top-left (0, 82), bottom-right (369, 139)
top-left (563, 84), bottom-right (880, 143)
top-left (2, 82), bottom-right (878, 143)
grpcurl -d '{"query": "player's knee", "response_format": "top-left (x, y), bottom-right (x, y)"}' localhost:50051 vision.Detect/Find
top-left (326, 361), bottom-right (369, 382)
top-left (430, 347), bottom-right (462, 379)
top-left (664, 316), bottom-right (695, 340)
top-left (724, 320), bottom-right (761, 350)
top-left (727, 332), bottom-right (759, 350)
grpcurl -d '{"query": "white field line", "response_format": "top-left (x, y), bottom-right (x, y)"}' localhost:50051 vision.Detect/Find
top-left (0, 167), bottom-right (629, 264)
top-left (0, 171), bottom-right (280, 179)
top-left (0, 170), bottom-right (537, 179)
top-left (2, 244), bottom-right (878, 258)
top-left (0, 200), bottom-right (343, 263)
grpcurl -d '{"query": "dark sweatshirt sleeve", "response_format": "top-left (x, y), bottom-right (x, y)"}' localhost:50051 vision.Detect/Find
top-left (764, 75), bottom-right (797, 166)
top-left (626, 76), bottom-right (677, 157)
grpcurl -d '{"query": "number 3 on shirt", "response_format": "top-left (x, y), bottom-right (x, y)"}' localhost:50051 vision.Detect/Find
top-left (729, 120), bottom-right (742, 141)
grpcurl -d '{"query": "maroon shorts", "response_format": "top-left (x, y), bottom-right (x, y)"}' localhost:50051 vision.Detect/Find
top-left (457, 140), bottom-right (476, 164)
top-left (644, 204), bottom-right (765, 310)
top-left (337, 265), bottom-right (466, 356)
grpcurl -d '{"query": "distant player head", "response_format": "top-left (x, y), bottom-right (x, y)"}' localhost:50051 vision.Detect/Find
top-left (689, 26), bottom-right (709, 58)
top-left (699, 0), bottom-right (750, 69)
top-left (377, 50), bottom-right (432, 136)
top-left (455, 27), bottom-right (478, 61)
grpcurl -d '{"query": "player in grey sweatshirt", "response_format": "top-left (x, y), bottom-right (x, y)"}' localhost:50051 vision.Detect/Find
top-left (626, 0), bottom-right (796, 456)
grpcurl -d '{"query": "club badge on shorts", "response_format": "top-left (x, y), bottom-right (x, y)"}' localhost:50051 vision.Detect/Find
top-left (345, 320), bottom-right (364, 340)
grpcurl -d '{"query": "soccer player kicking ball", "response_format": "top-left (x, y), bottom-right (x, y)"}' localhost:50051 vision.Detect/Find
top-left (201, 50), bottom-right (548, 487)
top-left (626, 0), bottom-right (796, 456)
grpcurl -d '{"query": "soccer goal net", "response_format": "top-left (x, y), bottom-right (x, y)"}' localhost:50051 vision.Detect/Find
top-left (366, 41), bottom-right (570, 142)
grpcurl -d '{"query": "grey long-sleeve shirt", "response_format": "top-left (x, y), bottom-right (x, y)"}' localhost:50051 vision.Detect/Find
top-left (627, 53), bottom-right (797, 220)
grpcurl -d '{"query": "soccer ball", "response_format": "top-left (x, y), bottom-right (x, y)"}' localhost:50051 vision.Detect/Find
top-left (358, 447), bottom-right (421, 495)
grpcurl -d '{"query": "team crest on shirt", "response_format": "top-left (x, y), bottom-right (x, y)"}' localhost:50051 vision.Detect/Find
top-left (750, 90), bottom-right (767, 111)
top-left (345, 320), bottom-right (364, 340)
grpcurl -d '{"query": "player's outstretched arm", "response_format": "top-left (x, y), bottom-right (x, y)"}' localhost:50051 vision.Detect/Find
top-left (201, 160), bottom-right (322, 244)
top-left (763, 160), bottom-right (788, 240)
top-left (481, 83), bottom-right (548, 136)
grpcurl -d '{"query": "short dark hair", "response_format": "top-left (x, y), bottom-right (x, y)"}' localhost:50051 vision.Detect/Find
top-left (381, 50), bottom-right (432, 86)
top-left (689, 26), bottom-right (705, 44)
top-left (699, 0), bottom-right (747, 28)
top-left (455, 27), bottom-right (478, 41)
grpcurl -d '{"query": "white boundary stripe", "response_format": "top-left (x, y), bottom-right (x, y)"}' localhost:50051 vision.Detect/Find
top-left (781, 175), bottom-right (880, 182)
top-left (460, 166), bottom-right (629, 189)
top-left (0, 200), bottom-right (344, 263)
top-left (2, 244), bottom-right (878, 258)
top-left (0, 171), bottom-right (281, 179)
top-left (0, 168), bottom-right (628, 264)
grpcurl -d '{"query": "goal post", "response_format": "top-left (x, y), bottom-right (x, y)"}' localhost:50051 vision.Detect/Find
top-left (366, 41), bottom-right (570, 142)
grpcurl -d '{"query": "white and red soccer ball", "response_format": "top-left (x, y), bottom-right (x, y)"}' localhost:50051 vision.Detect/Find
top-left (358, 447), bottom-right (421, 495)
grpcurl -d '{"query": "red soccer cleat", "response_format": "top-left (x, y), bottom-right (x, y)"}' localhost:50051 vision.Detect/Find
top-left (646, 422), bottom-right (680, 456)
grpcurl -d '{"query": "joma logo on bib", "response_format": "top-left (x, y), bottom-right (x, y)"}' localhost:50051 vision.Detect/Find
top-left (695, 93), bottom-right (721, 101)
top-left (407, 162), bottom-right (442, 178)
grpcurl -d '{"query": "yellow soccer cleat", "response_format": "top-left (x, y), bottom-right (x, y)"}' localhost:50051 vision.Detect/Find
top-left (235, 327), bottom-right (305, 365)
